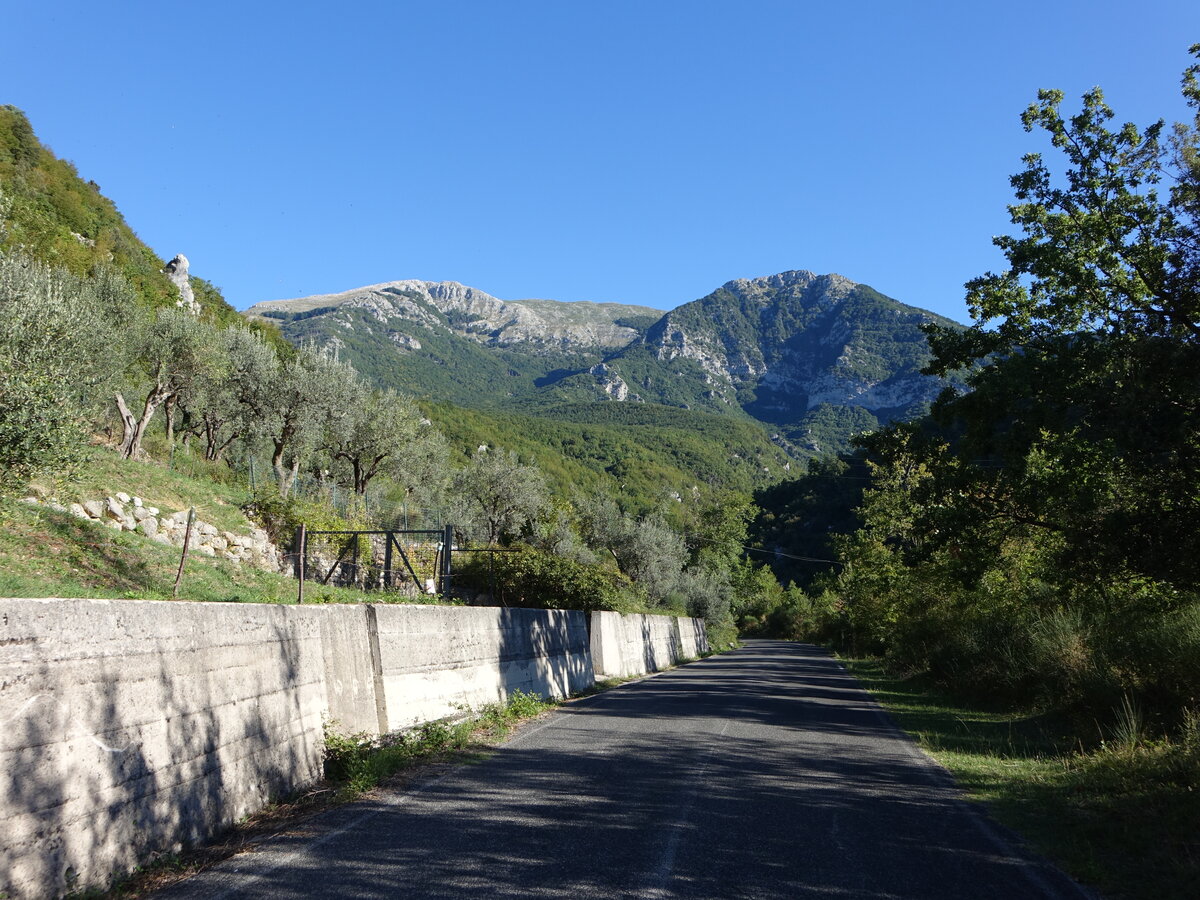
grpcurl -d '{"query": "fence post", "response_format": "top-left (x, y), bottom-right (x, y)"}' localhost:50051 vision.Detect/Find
top-left (172, 507), bottom-right (196, 600)
top-left (383, 533), bottom-right (394, 589)
top-left (441, 523), bottom-right (454, 597)
top-left (295, 524), bottom-right (307, 604)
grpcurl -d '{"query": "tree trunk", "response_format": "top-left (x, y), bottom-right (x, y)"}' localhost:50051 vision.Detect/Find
top-left (272, 418), bottom-right (300, 496)
top-left (275, 448), bottom-right (301, 499)
top-left (115, 392), bottom-right (137, 458)
top-left (164, 395), bottom-right (177, 449)
top-left (115, 386), bottom-right (170, 460)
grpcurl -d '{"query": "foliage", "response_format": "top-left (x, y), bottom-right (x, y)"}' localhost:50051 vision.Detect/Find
top-left (323, 383), bottom-right (439, 495)
top-left (813, 49), bottom-right (1200, 733)
top-left (324, 689), bottom-right (555, 795)
top-left (578, 495), bottom-right (688, 602)
top-left (183, 327), bottom-right (278, 462)
top-left (114, 306), bottom-right (226, 459)
top-left (845, 657), bottom-right (1200, 900)
top-left (749, 454), bottom-right (867, 588)
top-left (449, 448), bottom-right (547, 545)
top-left (782, 404), bottom-right (882, 457)
top-left (0, 246), bottom-right (130, 493)
top-left (455, 545), bottom-right (647, 612)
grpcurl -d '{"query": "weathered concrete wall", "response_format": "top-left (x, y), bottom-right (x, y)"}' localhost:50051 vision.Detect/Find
top-left (677, 617), bottom-right (709, 660)
top-left (0, 599), bottom-right (696, 899)
top-left (589, 612), bottom-right (709, 679)
top-left (0, 598), bottom-right (328, 900)
top-left (312, 604), bottom-right (383, 735)
top-left (371, 605), bottom-right (594, 729)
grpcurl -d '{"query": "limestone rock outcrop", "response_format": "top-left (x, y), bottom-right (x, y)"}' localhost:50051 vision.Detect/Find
top-left (163, 253), bottom-right (200, 314)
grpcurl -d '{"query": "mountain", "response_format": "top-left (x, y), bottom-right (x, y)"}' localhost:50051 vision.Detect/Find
top-left (244, 281), bottom-right (662, 409)
top-left (0, 105), bottom-right (244, 325)
top-left (595, 270), bottom-right (960, 452)
top-left (246, 271), bottom-right (959, 456)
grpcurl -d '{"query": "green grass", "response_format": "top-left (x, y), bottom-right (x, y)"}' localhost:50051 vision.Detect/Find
top-left (44, 442), bottom-right (257, 534)
top-left (0, 493), bottom-right (429, 606)
top-left (2, 442), bottom-right (459, 605)
top-left (843, 657), bottom-right (1200, 900)
top-left (324, 689), bottom-right (557, 795)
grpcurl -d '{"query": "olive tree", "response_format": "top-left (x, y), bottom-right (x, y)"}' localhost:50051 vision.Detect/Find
top-left (323, 385), bottom-right (441, 496)
top-left (0, 245), bottom-right (129, 490)
top-left (449, 448), bottom-right (547, 545)
top-left (114, 306), bottom-right (224, 459)
top-left (260, 347), bottom-right (357, 497)
top-left (185, 327), bottom-right (279, 462)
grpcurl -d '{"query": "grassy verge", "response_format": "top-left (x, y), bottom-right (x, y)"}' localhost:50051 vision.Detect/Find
top-left (323, 690), bottom-right (555, 794)
top-left (42, 444), bottom-right (258, 534)
top-left (84, 690), bottom-right (558, 899)
top-left (843, 657), bottom-right (1200, 900)
top-left (0, 499), bottom-right (430, 605)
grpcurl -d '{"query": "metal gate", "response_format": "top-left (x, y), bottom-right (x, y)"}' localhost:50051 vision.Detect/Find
top-left (292, 523), bottom-right (454, 601)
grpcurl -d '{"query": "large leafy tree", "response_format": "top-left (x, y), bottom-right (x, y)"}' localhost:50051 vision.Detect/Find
top-left (324, 384), bottom-right (440, 497)
top-left (812, 48), bottom-right (1200, 709)
top-left (908, 47), bottom-right (1200, 598)
top-left (184, 327), bottom-right (279, 462)
top-left (450, 448), bottom-right (547, 545)
top-left (114, 307), bottom-right (224, 460)
top-left (261, 348), bottom-right (357, 498)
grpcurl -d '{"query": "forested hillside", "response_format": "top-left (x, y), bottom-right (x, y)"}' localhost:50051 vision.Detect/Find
top-left (0, 104), bottom-right (798, 649)
top-left (248, 268), bottom-right (960, 459)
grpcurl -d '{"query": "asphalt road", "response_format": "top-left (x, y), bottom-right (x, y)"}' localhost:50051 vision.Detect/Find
top-left (158, 641), bottom-right (1093, 899)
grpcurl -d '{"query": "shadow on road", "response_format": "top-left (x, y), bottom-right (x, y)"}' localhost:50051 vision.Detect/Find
top-left (157, 641), bottom-right (1090, 900)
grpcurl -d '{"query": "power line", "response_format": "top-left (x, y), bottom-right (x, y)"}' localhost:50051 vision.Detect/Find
top-left (683, 531), bottom-right (843, 566)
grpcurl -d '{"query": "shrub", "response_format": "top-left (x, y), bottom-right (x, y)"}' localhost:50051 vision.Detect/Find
top-left (455, 545), bottom-right (647, 612)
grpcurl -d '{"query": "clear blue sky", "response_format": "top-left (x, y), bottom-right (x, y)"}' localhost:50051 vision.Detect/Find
top-left (4, 1), bottom-right (1198, 321)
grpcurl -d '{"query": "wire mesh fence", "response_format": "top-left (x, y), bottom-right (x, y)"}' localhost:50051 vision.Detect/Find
top-left (294, 525), bottom-right (454, 600)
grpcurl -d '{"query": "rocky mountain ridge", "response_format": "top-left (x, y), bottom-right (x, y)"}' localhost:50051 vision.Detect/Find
top-left (246, 280), bottom-right (660, 353)
top-left (615, 270), bottom-right (956, 417)
top-left (243, 270), bottom-right (960, 456)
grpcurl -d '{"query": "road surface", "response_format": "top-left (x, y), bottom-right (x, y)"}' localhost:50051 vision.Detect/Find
top-left (158, 641), bottom-right (1092, 899)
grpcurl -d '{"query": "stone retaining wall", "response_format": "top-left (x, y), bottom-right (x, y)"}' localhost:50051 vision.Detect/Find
top-left (19, 492), bottom-right (282, 571)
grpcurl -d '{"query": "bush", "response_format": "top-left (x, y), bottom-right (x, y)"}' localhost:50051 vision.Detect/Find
top-left (455, 545), bottom-right (648, 612)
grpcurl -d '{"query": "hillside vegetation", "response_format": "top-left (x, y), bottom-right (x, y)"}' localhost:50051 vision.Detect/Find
top-left (0, 106), bottom-right (790, 648)
top-left (749, 51), bottom-right (1200, 899)
top-left (0, 447), bottom-right (387, 605)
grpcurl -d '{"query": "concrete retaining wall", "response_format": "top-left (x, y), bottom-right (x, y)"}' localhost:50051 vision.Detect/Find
top-left (372, 606), bottom-right (594, 729)
top-left (677, 617), bottom-right (708, 660)
top-left (589, 611), bottom-right (709, 679)
top-left (0, 598), bottom-right (701, 898)
top-left (0, 598), bottom-right (328, 900)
